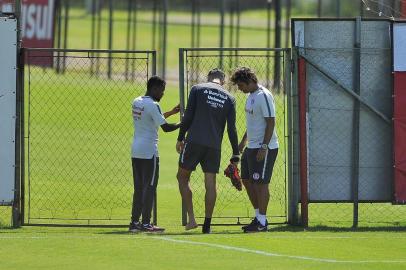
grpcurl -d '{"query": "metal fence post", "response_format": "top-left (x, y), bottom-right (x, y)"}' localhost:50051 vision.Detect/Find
top-left (178, 48), bottom-right (187, 226)
top-left (274, 0), bottom-right (281, 91)
top-left (107, 0), bottom-right (113, 79)
top-left (352, 17), bottom-right (362, 228)
top-left (219, 0), bottom-right (225, 69)
top-left (13, 1), bottom-right (23, 228)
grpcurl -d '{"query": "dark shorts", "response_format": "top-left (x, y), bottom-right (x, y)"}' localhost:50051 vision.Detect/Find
top-left (241, 148), bottom-right (278, 184)
top-left (179, 142), bottom-right (221, 173)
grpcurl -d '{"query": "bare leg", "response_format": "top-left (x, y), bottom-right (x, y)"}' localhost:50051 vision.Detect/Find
top-left (242, 179), bottom-right (258, 210)
top-left (204, 173), bottom-right (217, 218)
top-left (254, 183), bottom-right (270, 215)
top-left (177, 167), bottom-right (198, 230)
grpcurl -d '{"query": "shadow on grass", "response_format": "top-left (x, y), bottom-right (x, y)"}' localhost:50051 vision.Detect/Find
top-left (99, 229), bottom-right (246, 236)
top-left (268, 224), bottom-right (406, 232)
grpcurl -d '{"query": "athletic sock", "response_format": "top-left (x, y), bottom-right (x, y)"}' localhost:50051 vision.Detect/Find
top-left (255, 209), bottom-right (259, 219)
top-left (257, 214), bottom-right (267, 226)
top-left (202, 217), bottom-right (211, 233)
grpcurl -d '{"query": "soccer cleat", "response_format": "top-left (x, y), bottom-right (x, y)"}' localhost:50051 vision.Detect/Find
top-left (142, 223), bottom-right (165, 233)
top-left (128, 221), bottom-right (142, 233)
top-left (241, 217), bottom-right (259, 230)
top-left (243, 220), bottom-right (268, 233)
top-left (224, 163), bottom-right (242, 191)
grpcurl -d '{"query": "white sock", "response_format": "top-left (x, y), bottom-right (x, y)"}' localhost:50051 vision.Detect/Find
top-left (257, 214), bottom-right (267, 226)
top-left (254, 209), bottom-right (259, 218)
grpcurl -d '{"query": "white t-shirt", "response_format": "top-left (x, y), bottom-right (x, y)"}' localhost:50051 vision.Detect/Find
top-left (131, 96), bottom-right (166, 159)
top-left (245, 85), bottom-right (279, 149)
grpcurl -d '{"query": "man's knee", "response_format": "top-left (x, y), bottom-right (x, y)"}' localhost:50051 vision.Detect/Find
top-left (177, 168), bottom-right (191, 184)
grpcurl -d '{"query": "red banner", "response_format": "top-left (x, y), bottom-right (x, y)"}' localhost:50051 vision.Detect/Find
top-left (1, 0), bottom-right (55, 66)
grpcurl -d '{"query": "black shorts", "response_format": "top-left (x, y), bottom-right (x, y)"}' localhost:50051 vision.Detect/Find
top-left (241, 148), bottom-right (278, 184)
top-left (179, 142), bottom-right (221, 173)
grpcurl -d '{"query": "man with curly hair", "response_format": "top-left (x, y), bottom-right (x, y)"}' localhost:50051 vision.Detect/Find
top-left (231, 67), bottom-right (278, 233)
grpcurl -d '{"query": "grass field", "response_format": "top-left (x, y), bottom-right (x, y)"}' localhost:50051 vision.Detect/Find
top-left (1, 61), bottom-right (406, 270)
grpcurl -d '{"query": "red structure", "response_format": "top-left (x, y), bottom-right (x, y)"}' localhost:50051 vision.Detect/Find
top-left (393, 22), bottom-right (406, 203)
top-left (0, 0), bottom-right (55, 66)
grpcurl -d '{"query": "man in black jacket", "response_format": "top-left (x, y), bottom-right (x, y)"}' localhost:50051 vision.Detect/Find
top-left (176, 68), bottom-right (239, 234)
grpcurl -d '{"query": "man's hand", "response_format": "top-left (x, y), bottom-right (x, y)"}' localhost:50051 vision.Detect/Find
top-left (176, 140), bottom-right (184, 154)
top-left (256, 148), bottom-right (267, 162)
top-left (171, 104), bottom-right (180, 114)
top-left (238, 140), bottom-right (246, 154)
top-left (164, 104), bottom-right (181, 118)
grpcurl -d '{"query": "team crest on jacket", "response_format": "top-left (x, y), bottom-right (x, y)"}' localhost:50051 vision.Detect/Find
top-left (253, 173), bottom-right (260, 180)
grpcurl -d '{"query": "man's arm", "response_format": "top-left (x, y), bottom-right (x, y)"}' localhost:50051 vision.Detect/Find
top-left (163, 104), bottom-right (180, 118)
top-left (161, 122), bottom-right (181, 132)
top-left (177, 87), bottom-right (197, 142)
top-left (256, 117), bottom-right (275, 161)
top-left (227, 100), bottom-right (240, 162)
top-left (238, 131), bottom-right (247, 154)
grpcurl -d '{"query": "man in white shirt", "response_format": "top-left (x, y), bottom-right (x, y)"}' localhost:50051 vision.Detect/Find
top-left (129, 75), bottom-right (180, 233)
top-left (231, 67), bottom-right (278, 233)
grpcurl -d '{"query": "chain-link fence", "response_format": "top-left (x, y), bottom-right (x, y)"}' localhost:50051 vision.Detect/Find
top-left (0, 205), bottom-right (12, 228)
top-left (179, 48), bottom-right (291, 225)
top-left (295, 46), bottom-right (406, 227)
top-left (23, 48), bottom-right (155, 226)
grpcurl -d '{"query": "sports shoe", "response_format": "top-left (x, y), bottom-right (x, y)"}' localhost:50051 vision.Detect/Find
top-left (224, 163), bottom-right (242, 191)
top-left (141, 223), bottom-right (165, 233)
top-left (241, 217), bottom-right (259, 230)
top-left (128, 221), bottom-right (142, 233)
top-left (243, 220), bottom-right (268, 233)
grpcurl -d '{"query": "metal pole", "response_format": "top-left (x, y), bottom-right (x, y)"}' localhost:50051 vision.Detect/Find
top-left (56, 1), bottom-right (62, 73)
top-left (197, 0), bottom-right (201, 48)
top-left (266, 0), bottom-right (272, 89)
top-left (336, 0), bottom-right (340, 18)
top-left (161, 0), bottom-right (168, 79)
top-left (191, 0), bottom-right (196, 47)
top-left (62, 0), bottom-right (70, 73)
top-left (13, 0), bottom-right (22, 228)
top-left (285, 0), bottom-right (291, 48)
top-left (274, 0), bottom-right (281, 91)
top-left (229, 1), bottom-right (235, 70)
top-left (107, 0), bottom-right (113, 79)
top-left (219, 0), bottom-right (225, 69)
top-left (152, 0), bottom-right (157, 49)
top-left (95, 0), bottom-right (102, 76)
top-left (90, 0), bottom-right (96, 75)
top-left (125, 0), bottom-right (133, 80)
top-left (178, 48), bottom-right (187, 226)
top-left (352, 17), bottom-right (362, 228)
top-left (131, 0), bottom-right (137, 80)
top-left (234, 0), bottom-right (240, 67)
top-left (317, 0), bottom-right (322, 17)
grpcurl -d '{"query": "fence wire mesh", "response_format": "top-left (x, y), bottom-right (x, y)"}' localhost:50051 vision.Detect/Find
top-left (24, 49), bottom-right (155, 225)
top-left (181, 48), bottom-right (289, 225)
top-left (298, 47), bottom-right (406, 227)
top-left (0, 206), bottom-right (12, 228)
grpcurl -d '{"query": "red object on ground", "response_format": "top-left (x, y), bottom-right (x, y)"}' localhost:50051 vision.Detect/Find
top-left (298, 57), bottom-right (309, 226)
top-left (394, 72), bottom-right (406, 203)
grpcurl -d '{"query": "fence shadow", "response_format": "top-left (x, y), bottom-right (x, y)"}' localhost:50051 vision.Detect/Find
top-left (268, 224), bottom-right (406, 232)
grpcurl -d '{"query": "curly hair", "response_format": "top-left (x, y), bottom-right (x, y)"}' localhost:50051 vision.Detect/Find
top-left (230, 67), bottom-right (258, 85)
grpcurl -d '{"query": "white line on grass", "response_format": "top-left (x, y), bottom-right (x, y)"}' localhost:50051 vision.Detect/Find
top-left (153, 236), bottom-right (406, 264)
